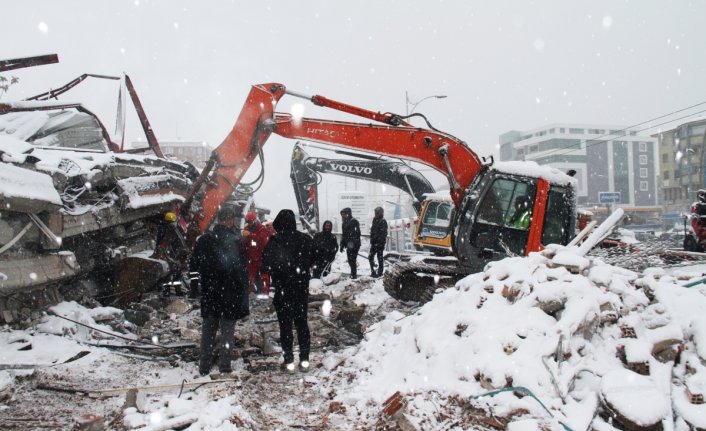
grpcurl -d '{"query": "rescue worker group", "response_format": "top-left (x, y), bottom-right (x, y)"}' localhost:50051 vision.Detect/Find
top-left (188, 206), bottom-right (388, 374)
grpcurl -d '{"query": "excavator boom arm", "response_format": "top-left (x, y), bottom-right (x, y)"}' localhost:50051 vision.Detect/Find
top-left (273, 115), bottom-right (480, 204)
top-left (291, 143), bottom-right (435, 231)
top-left (189, 83), bottom-right (481, 235)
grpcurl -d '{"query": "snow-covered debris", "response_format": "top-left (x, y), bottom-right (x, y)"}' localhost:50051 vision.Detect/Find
top-left (37, 301), bottom-right (125, 340)
top-left (124, 395), bottom-right (252, 431)
top-left (600, 369), bottom-right (670, 428)
top-left (0, 102), bottom-right (195, 311)
top-left (324, 248), bottom-right (706, 428)
top-left (0, 163), bottom-right (62, 209)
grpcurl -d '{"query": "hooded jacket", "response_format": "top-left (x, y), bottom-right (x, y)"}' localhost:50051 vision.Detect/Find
top-left (340, 207), bottom-right (361, 250)
top-left (189, 224), bottom-right (249, 320)
top-left (313, 220), bottom-right (338, 264)
top-left (263, 210), bottom-right (314, 301)
top-left (370, 215), bottom-right (388, 247)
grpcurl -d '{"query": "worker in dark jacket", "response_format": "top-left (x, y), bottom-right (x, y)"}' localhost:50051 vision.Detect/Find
top-left (369, 206), bottom-right (388, 277)
top-left (312, 220), bottom-right (338, 279)
top-left (339, 207), bottom-right (361, 279)
top-left (190, 206), bottom-right (249, 376)
top-left (263, 209), bottom-right (314, 372)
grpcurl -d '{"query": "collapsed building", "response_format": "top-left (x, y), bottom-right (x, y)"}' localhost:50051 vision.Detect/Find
top-left (0, 101), bottom-right (196, 323)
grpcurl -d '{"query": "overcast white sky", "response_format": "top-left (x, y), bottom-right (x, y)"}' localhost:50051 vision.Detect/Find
top-left (5, 1), bottom-right (706, 218)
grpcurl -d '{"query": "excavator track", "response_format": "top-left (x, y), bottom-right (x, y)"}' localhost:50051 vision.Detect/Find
top-left (383, 261), bottom-right (464, 304)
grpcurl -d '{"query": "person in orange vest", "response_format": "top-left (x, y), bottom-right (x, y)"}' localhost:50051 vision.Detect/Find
top-left (242, 212), bottom-right (274, 296)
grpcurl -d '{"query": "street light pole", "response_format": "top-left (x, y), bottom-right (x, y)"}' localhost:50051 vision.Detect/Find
top-left (405, 91), bottom-right (447, 116)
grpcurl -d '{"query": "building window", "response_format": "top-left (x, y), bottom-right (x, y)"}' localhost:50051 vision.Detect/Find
top-left (587, 129), bottom-right (605, 134)
top-left (640, 181), bottom-right (648, 191)
top-left (664, 171), bottom-right (670, 180)
top-left (569, 128), bottom-right (584, 134)
top-left (530, 145), bottom-right (538, 153)
top-left (549, 128), bottom-right (555, 133)
top-left (662, 153), bottom-right (668, 163)
top-left (639, 142), bottom-right (647, 152)
top-left (640, 168), bottom-right (648, 178)
top-left (559, 128), bottom-right (565, 133)
top-left (639, 155), bottom-right (648, 165)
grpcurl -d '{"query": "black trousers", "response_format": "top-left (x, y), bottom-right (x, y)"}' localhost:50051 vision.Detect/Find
top-left (312, 258), bottom-right (333, 279)
top-left (346, 247), bottom-right (360, 278)
top-left (199, 317), bottom-right (235, 374)
top-left (369, 244), bottom-right (384, 275)
top-left (274, 296), bottom-right (310, 363)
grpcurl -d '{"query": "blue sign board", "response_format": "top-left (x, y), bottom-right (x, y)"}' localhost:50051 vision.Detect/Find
top-left (599, 191), bottom-right (621, 204)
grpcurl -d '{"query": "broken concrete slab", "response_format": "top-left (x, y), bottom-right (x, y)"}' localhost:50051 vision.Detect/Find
top-left (600, 369), bottom-right (669, 431)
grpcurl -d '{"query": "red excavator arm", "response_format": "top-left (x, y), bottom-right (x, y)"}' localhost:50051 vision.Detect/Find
top-left (184, 83), bottom-right (482, 237)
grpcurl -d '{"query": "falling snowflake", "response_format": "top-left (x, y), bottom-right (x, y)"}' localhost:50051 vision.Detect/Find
top-left (291, 103), bottom-right (305, 120)
top-left (322, 300), bottom-right (332, 317)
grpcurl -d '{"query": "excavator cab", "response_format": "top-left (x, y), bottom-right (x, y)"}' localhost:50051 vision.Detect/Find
top-left (413, 197), bottom-right (454, 255)
top-left (453, 165), bottom-right (576, 274)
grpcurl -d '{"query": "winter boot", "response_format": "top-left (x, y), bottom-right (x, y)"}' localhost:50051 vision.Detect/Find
top-left (280, 361), bottom-right (296, 372)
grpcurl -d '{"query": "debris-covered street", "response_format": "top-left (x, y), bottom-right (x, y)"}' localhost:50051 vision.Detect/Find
top-left (2, 249), bottom-right (706, 430)
top-left (3, 2), bottom-right (706, 430)
top-left (0, 254), bottom-right (408, 430)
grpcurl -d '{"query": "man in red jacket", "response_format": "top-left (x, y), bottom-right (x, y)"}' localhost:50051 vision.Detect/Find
top-left (243, 212), bottom-right (273, 296)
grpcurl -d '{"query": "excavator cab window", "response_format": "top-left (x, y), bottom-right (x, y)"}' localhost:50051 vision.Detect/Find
top-left (422, 201), bottom-right (452, 227)
top-left (418, 200), bottom-right (453, 240)
top-left (541, 186), bottom-right (573, 245)
top-left (471, 178), bottom-right (537, 255)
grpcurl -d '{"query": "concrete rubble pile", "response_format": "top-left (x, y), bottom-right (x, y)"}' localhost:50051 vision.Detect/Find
top-left (338, 243), bottom-right (706, 431)
top-left (0, 104), bottom-right (195, 323)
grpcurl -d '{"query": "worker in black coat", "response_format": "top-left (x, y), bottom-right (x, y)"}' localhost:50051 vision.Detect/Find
top-left (339, 207), bottom-right (361, 279)
top-left (190, 206), bottom-right (249, 375)
top-left (263, 209), bottom-right (315, 371)
top-left (369, 206), bottom-right (388, 277)
top-left (312, 220), bottom-right (338, 279)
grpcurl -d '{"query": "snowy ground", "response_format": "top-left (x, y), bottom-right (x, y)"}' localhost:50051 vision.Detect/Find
top-left (1, 250), bottom-right (706, 430)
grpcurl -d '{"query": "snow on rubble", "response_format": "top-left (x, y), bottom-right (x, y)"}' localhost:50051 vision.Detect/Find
top-left (325, 247), bottom-right (706, 430)
top-left (2, 247), bottom-right (706, 429)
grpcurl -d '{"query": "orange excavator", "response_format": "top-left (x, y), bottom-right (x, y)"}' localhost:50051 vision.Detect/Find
top-left (177, 83), bottom-right (577, 301)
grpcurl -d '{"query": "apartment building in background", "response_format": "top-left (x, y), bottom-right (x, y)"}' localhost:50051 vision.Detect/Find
top-left (654, 118), bottom-right (706, 213)
top-left (499, 124), bottom-right (659, 215)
